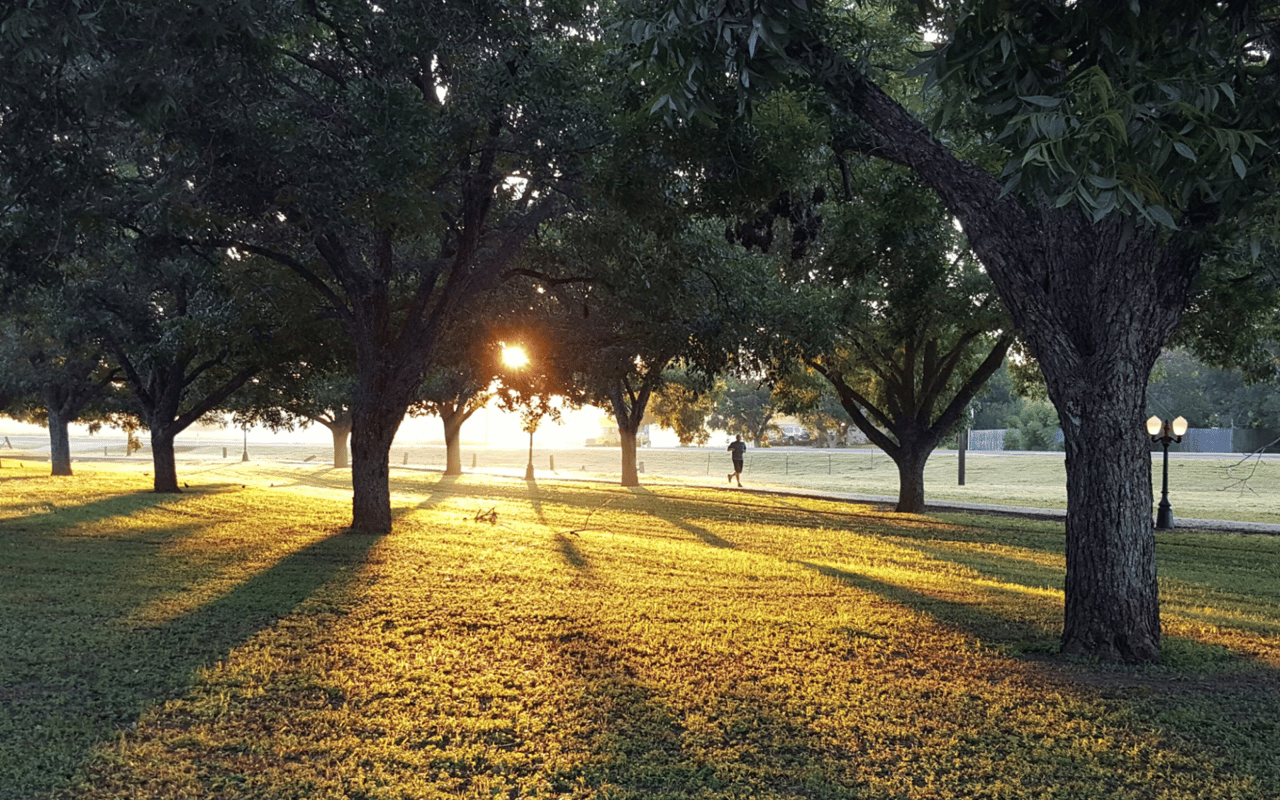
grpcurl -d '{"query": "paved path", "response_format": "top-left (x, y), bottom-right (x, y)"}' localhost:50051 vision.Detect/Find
top-left (744, 486), bottom-right (1280, 536)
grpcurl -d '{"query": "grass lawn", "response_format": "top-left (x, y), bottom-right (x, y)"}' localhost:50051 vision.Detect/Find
top-left (2, 461), bottom-right (1278, 799)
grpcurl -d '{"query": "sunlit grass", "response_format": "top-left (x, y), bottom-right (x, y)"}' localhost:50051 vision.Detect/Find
top-left (4, 442), bottom-right (1278, 523)
top-left (1, 464), bottom-right (1278, 799)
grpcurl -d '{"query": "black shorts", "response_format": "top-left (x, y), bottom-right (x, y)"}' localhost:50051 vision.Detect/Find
top-left (732, 458), bottom-right (744, 472)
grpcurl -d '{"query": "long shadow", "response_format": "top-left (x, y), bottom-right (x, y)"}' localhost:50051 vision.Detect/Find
top-left (412, 473), bottom-right (463, 513)
top-left (526, 478), bottom-right (549, 526)
top-left (2, 528), bottom-right (381, 798)
top-left (797, 559), bottom-right (1054, 646)
top-left (555, 532), bottom-right (592, 571)
top-left (795, 558), bottom-right (1280, 785)
top-left (0, 490), bottom-right (195, 537)
top-left (545, 623), bottom-right (862, 797)
top-left (629, 486), bottom-right (737, 549)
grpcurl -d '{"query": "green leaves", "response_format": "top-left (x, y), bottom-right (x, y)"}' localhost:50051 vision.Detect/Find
top-left (923, 1), bottom-right (1278, 228)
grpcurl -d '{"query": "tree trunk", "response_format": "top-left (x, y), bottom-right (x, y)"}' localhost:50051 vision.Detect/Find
top-left (349, 400), bottom-right (404, 534)
top-left (1058, 396), bottom-right (1160, 661)
top-left (608, 379), bottom-right (654, 488)
top-left (1042, 322), bottom-right (1166, 662)
top-left (442, 409), bottom-right (465, 476)
top-left (619, 426), bottom-right (639, 487)
top-left (890, 446), bottom-right (928, 513)
top-left (150, 428), bottom-right (181, 493)
top-left (47, 407), bottom-right (73, 477)
top-left (327, 421), bottom-right (351, 469)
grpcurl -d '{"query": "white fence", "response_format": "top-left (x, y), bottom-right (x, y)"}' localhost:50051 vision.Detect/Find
top-left (969, 427), bottom-right (1252, 453)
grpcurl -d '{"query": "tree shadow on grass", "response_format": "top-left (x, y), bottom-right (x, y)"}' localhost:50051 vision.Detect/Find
top-left (629, 487), bottom-right (738, 549)
top-left (548, 625), bottom-right (857, 798)
top-left (0, 528), bottom-right (381, 798)
top-left (796, 560), bottom-right (1056, 649)
top-left (526, 478), bottom-right (549, 526)
top-left (411, 473), bottom-right (462, 513)
top-left (0, 490), bottom-right (200, 537)
top-left (795, 559), bottom-right (1280, 790)
top-left (555, 532), bottom-right (591, 571)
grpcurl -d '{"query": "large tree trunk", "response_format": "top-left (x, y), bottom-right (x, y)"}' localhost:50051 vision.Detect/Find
top-left (1019, 228), bottom-right (1190, 663)
top-left (150, 427), bottom-right (180, 494)
top-left (1057, 379), bottom-right (1160, 661)
top-left (442, 408), bottom-right (466, 476)
top-left (619, 426), bottom-right (640, 487)
top-left (325, 420), bottom-right (352, 469)
top-left (608, 379), bottom-right (655, 488)
top-left (890, 445), bottom-right (928, 514)
top-left (349, 400), bottom-right (402, 534)
top-left (805, 44), bottom-right (1201, 662)
top-left (47, 406), bottom-right (73, 477)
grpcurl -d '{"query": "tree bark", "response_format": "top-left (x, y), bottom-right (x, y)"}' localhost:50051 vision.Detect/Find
top-left (441, 407), bottom-right (467, 476)
top-left (890, 445), bottom-right (928, 514)
top-left (1058, 387), bottom-right (1160, 661)
top-left (329, 421), bottom-right (351, 469)
top-left (619, 426), bottom-right (640, 487)
top-left (349, 391), bottom-right (408, 534)
top-left (47, 406), bottom-right (73, 477)
top-left (150, 427), bottom-right (181, 493)
top-left (608, 378), bottom-right (655, 488)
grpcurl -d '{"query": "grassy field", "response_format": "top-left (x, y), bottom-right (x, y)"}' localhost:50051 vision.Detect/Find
top-left (3, 438), bottom-right (1277, 522)
top-left (2, 461), bottom-right (1278, 799)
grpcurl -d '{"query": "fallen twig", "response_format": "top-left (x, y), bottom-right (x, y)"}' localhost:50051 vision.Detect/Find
top-left (564, 497), bottom-right (617, 536)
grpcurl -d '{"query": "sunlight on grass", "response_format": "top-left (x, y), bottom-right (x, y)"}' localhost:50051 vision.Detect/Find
top-left (2, 465), bottom-right (1278, 799)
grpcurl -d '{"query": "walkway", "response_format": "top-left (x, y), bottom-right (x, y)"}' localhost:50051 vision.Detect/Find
top-left (744, 486), bottom-right (1280, 536)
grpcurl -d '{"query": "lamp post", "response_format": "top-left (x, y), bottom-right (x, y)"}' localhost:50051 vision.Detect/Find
top-left (1146, 415), bottom-right (1187, 530)
top-left (525, 427), bottom-right (536, 481)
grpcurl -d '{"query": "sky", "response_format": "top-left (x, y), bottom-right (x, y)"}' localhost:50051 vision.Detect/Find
top-left (0, 399), bottom-right (690, 449)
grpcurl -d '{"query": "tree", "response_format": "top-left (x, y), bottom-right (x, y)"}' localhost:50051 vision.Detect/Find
top-left (772, 369), bottom-right (856, 446)
top-left (413, 353), bottom-right (497, 478)
top-left (7, 3), bottom-right (627, 529)
top-left (751, 158), bottom-right (1012, 512)
top-left (630, 0), bottom-right (1280, 662)
top-left (0, 286), bottom-right (124, 476)
top-left (71, 1), bottom-right (616, 532)
top-left (1004, 401), bottom-right (1063, 451)
top-left (234, 367), bottom-right (357, 469)
top-left (520, 210), bottom-right (758, 485)
top-left (709, 377), bottom-right (783, 447)
top-left (79, 250), bottom-right (268, 493)
top-left (970, 362), bottom-right (1024, 431)
top-left (1148, 348), bottom-right (1280, 431)
top-left (650, 370), bottom-right (719, 445)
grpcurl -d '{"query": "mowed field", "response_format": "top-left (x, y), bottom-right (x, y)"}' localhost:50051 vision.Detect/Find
top-left (1, 460), bottom-right (1278, 799)
top-left (3, 436), bottom-right (1276, 522)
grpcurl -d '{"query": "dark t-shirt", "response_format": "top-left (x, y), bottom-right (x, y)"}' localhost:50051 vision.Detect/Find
top-left (728, 440), bottom-right (747, 461)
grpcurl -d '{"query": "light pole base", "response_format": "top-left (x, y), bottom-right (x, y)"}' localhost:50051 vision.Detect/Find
top-left (1155, 499), bottom-right (1174, 530)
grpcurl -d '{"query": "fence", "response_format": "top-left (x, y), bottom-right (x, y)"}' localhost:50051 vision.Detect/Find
top-left (970, 427), bottom-right (1277, 453)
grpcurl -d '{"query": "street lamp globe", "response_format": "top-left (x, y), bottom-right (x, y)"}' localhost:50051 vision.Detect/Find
top-left (1171, 415), bottom-right (1188, 437)
top-left (1146, 415), bottom-right (1163, 436)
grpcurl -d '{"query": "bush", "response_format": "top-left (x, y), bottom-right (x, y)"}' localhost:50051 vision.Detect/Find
top-left (1004, 401), bottom-right (1063, 451)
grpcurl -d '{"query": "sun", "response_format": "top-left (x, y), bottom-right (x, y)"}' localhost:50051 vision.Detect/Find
top-left (501, 345), bottom-right (529, 368)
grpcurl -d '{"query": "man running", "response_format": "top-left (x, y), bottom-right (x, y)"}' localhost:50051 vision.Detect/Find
top-left (727, 435), bottom-right (746, 486)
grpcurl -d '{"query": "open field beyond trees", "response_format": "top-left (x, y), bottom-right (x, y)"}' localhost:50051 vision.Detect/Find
top-left (2, 462), bottom-right (1279, 799)
top-left (1, 437), bottom-right (1277, 523)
